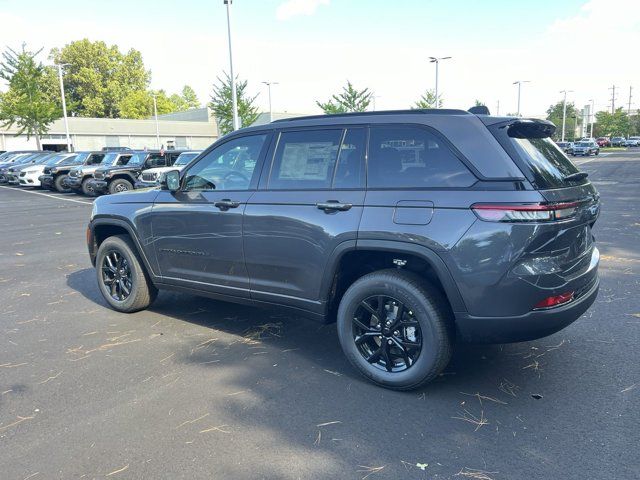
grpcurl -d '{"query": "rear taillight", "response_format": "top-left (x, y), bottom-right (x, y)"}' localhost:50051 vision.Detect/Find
top-left (533, 291), bottom-right (574, 309)
top-left (471, 202), bottom-right (580, 223)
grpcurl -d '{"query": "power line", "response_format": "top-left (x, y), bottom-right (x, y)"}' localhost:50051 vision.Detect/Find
top-left (609, 85), bottom-right (617, 113)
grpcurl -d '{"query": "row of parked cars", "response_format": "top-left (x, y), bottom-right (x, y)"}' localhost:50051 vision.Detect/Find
top-left (556, 136), bottom-right (640, 156)
top-left (0, 148), bottom-right (202, 196)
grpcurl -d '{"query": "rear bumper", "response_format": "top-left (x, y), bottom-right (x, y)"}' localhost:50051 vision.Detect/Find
top-left (455, 276), bottom-right (599, 343)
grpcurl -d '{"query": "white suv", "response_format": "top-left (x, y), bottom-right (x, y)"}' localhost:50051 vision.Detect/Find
top-left (19, 153), bottom-right (77, 187)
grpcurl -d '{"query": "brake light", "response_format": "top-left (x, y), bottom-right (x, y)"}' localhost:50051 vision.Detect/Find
top-left (471, 202), bottom-right (580, 222)
top-left (533, 291), bottom-right (574, 309)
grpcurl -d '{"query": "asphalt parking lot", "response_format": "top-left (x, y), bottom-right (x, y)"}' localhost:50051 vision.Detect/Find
top-left (1, 152), bottom-right (638, 480)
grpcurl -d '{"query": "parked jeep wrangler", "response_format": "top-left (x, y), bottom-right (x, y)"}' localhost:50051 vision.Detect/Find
top-left (88, 150), bottom-right (184, 195)
top-left (87, 109), bottom-right (600, 390)
top-left (39, 152), bottom-right (104, 193)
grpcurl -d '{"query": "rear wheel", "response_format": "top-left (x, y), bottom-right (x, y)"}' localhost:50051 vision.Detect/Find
top-left (109, 178), bottom-right (133, 194)
top-left (337, 269), bottom-right (453, 390)
top-left (81, 177), bottom-right (96, 196)
top-left (96, 235), bottom-right (157, 312)
top-left (54, 174), bottom-right (72, 193)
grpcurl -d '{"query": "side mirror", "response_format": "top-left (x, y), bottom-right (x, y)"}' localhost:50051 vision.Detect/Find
top-left (162, 170), bottom-right (181, 192)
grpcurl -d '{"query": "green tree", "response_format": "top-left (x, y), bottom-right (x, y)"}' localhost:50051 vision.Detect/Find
top-left (316, 81), bottom-right (372, 114)
top-left (50, 39), bottom-right (150, 118)
top-left (593, 108), bottom-right (631, 137)
top-left (474, 99), bottom-right (486, 107)
top-left (208, 73), bottom-right (259, 135)
top-left (546, 101), bottom-right (581, 140)
top-left (0, 45), bottom-right (60, 149)
top-left (180, 85), bottom-right (200, 109)
top-left (413, 89), bottom-right (443, 109)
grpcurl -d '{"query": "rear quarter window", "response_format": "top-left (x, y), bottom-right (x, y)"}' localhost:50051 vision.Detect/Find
top-left (367, 126), bottom-right (476, 189)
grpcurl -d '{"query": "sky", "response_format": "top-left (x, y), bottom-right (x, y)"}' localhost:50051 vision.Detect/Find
top-left (0, 0), bottom-right (638, 117)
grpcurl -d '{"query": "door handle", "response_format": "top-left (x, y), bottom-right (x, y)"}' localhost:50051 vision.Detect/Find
top-left (316, 201), bottom-right (353, 212)
top-left (214, 199), bottom-right (240, 210)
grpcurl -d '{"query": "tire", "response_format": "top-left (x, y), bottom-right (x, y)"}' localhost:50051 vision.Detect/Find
top-left (336, 269), bottom-right (453, 390)
top-left (96, 235), bottom-right (157, 313)
top-left (81, 177), bottom-right (96, 196)
top-left (54, 174), bottom-right (72, 193)
top-left (108, 178), bottom-right (133, 194)
top-left (595, 150), bottom-right (599, 156)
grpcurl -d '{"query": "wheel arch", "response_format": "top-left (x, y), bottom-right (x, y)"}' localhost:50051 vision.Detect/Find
top-left (90, 217), bottom-right (158, 278)
top-left (322, 240), bottom-right (467, 321)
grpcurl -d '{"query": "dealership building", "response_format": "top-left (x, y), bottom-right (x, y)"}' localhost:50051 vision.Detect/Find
top-left (0, 108), bottom-right (307, 152)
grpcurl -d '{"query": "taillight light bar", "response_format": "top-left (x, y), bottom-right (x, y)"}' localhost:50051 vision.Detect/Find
top-left (471, 201), bottom-right (581, 223)
top-left (533, 291), bottom-right (574, 309)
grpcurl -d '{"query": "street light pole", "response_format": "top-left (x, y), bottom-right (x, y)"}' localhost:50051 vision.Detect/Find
top-left (262, 81), bottom-right (278, 122)
top-left (57, 64), bottom-right (71, 151)
top-left (559, 89), bottom-right (573, 142)
top-left (428, 56), bottom-right (451, 108)
top-left (588, 98), bottom-right (595, 138)
top-left (513, 80), bottom-right (530, 117)
top-left (152, 94), bottom-right (160, 149)
top-left (224, 0), bottom-right (239, 130)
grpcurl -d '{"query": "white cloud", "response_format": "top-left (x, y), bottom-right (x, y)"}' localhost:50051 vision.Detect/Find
top-left (276, 0), bottom-right (329, 21)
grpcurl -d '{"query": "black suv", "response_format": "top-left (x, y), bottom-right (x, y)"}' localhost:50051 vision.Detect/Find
top-left (88, 150), bottom-right (184, 195)
top-left (41, 151), bottom-right (106, 193)
top-left (87, 109), bottom-right (600, 390)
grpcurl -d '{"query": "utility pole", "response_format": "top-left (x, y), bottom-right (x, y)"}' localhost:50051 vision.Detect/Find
top-left (152, 94), bottom-right (160, 149)
top-left (513, 80), bottom-right (530, 117)
top-left (628, 86), bottom-right (633, 115)
top-left (428, 56), bottom-right (451, 108)
top-left (224, 0), bottom-right (239, 130)
top-left (496, 99), bottom-right (500, 116)
top-left (57, 64), bottom-right (72, 152)
top-left (559, 89), bottom-right (573, 142)
top-left (609, 85), bottom-right (616, 113)
top-left (262, 81), bottom-right (279, 122)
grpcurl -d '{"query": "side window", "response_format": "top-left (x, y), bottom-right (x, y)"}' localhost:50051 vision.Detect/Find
top-left (88, 154), bottom-right (105, 165)
top-left (333, 128), bottom-right (366, 189)
top-left (368, 126), bottom-right (476, 188)
top-left (146, 154), bottom-right (165, 167)
top-left (269, 129), bottom-right (342, 189)
top-left (183, 134), bottom-right (267, 191)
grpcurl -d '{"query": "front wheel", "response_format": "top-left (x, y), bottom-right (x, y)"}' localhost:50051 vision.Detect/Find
top-left (337, 269), bottom-right (453, 390)
top-left (54, 174), bottom-right (72, 193)
top-left (96, 235), bottom-right (157, 312)
top-left (109, 179), bottom-right (133, 194)
top-left (81, 177), bottom-right (96, 196)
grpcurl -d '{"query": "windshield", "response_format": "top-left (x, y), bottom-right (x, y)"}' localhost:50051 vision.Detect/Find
top-left (101, 153), bottom-right (120, 166)
top-left (127, 153), bottom-right (147, 165)
top-left (576, 142), bottom-right (590, 147)
top-left (45, 155), bottom-right (66, 165)
top-left (73, 152), bottom-right (90, 164)
top-left (174, 152), bottom-right (199, 166)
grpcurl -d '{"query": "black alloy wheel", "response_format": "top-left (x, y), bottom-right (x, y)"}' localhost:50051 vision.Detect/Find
top-left (352, 295), bottom-right (422, 372)
top-left (101, 250), bottom-right (133, 302)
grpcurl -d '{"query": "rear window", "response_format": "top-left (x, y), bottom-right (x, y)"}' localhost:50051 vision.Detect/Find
top-left (490, 122), bottom-right (583, 189)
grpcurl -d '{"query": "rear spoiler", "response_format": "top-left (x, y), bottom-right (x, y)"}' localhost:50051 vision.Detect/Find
top-left (505, 119), bottom-right (556, 139)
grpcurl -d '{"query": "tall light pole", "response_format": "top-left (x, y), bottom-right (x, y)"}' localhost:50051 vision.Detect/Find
top-left (588, 98), bottom-right (595, 138)
top-left (224, 0), bottom-right (239, 130)
top-left (152, 94), bottom-right (160, 149)
top-left (428, 56), bottom-right (451, 108)
top-left (559, 89), bottom-right (573, 142)
top-left (57, 64), bottom-right (72, 151)
top-left (513, 80), bottom-right (530, 117)
top-left (262, 81), bottom-right (278, 122)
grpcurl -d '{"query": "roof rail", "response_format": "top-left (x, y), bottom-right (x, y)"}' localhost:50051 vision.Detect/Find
top-left (271, 109), bottom-right (470, 123)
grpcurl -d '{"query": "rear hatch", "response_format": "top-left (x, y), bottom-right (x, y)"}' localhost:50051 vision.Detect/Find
top-left (485, 118), bottom-right (600, 309)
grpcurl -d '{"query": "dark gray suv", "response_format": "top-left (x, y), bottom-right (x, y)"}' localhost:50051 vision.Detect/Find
top-left (87, 109), bottom-right (600, 390)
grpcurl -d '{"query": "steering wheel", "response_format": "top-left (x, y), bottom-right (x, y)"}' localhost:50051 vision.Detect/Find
top-left (222, 170), bottom-right (249, 185)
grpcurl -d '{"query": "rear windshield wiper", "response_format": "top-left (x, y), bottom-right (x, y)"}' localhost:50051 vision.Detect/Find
top-left (563, 172), bottom-right (588, 182)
